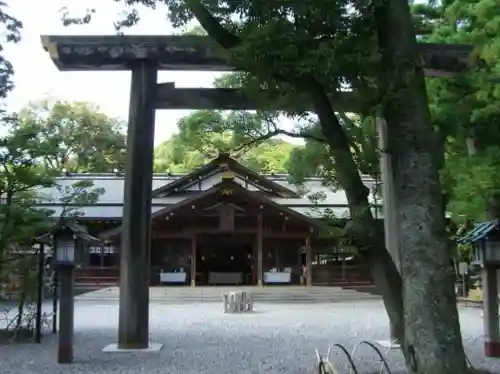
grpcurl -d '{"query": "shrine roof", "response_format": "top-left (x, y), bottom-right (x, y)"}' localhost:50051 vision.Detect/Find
top-left (34, 220), bottom-right (102, 246)
top-left (41, 34), bottom-right (473, 75)
top-left (151, 153), bottom-right (300, 198)
top-left (457, 220), bottom-right (499, 244)
top-left (34, 168), bottom-right (379, 219)
top-left (101, 177), bottom-right (327, 239)
top-left (152, 177), bottom-right (323, 225)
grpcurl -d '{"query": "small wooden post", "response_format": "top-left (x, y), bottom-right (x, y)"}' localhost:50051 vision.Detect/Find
top-left (190, 235), bottom-right (197, 287)
top-left (100, 245), bottom-right (105, 268)
top-left (256, 213), bottom-right (263, 286)
top-left (35, 243), bottom-right (45, 343)
top-left (52, 268), bottom-right (58, 334)
top-left (57, 264), bottom-right (75, 363)
top-left (305, 235), bottom-right (312, 287)
top-left (298, 243), bottom-right (304, 285)
top-left (483, 266), bottom-right (500, 357)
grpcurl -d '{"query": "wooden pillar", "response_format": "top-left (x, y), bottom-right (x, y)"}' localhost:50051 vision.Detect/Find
top-left (483, 266), bottom-right (500, 357)
top-left (112, 242), bottom-right (119, 268)
top-left (100, 245), bottom-right (105, 268)
top-left (377, 117), bottom-right (401, 345)
top-left (256, 213), bottom-right (263, 286)
top-left (377, 117), bottom-right (401, 272)
top-left (118, 61), bottom-right (158, 350)
top-left (35, 243), bottom-right (45, 343)
top-left (298, 244), bottom-right (304, 285)
top-left (190, 235), bottom-right (197, 287)
top-left (57, 264), bottom-right (75, 363)
top-left (81, 242), bottom-right (88, 266)
top-left (305, 235), bottom-right (312, 287)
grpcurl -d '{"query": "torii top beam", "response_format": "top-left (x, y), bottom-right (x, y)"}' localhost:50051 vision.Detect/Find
top-left (41, 34), bottom-right (474, 75)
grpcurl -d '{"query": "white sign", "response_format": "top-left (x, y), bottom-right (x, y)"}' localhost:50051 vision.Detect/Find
top-left (458, 262), bottom-right (468, 275)
top-left (89, 246), bottom-right (115, 254)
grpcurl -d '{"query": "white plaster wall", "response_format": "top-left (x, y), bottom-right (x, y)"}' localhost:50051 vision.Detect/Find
top-left (33, 172), bottom-right (382, 220)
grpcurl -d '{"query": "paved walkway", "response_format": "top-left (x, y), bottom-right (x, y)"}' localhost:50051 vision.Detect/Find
top-left (0, 301), bottom-right (498, 374)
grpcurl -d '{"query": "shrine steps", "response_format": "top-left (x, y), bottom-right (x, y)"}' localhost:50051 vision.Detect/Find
top-left (340, 284), bottom-right (381, 295)
top-left (75, 276), bottom-right (120, 295)
top-left (75, 286), bottom-right (380, 303)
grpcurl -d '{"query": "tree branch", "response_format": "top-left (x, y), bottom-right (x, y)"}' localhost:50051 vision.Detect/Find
top-left (185, 0), bottom-right (242, 49)
top-left (185, 0), bottom-right (304, 85)
top-left (233, 129), bottom-right (327, 153)
top-left (304, 77), bottom-right (371, 204)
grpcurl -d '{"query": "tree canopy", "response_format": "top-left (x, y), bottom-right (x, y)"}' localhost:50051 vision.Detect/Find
top-left (413, 0), bottom-right (500, 222)
top-left (153, 110), bottom-right (297, 174)
top-left (0, 1), bottom-right (22, 101)
top-left (17, 100), bottom-right (127, 173)
top-left (0, 112), bottom-right (104, 305)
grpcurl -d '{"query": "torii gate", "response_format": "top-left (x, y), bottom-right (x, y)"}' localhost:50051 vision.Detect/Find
top-left (41, 34), bottom-right (475, 351)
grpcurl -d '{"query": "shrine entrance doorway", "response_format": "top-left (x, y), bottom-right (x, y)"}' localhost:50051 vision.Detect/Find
top-left (196, 235), bottom-right (255, 285)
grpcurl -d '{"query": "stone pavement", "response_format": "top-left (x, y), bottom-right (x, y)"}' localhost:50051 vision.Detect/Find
top-left (0, 300), bottom-right (498, 374)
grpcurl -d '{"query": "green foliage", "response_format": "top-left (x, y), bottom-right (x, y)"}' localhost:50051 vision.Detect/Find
top-left (0, 8), bottom-right (108, 305)
top-left (61, 1), bottom-right (386, 197)
top-left (0, 115), bottom-right (54, 257)
top-left (18, 100), bottom-right (127, 173)
top-left (55, 180), bottom-right (105, 218)
top-left (444, 147), bottom-right (500, 220)
top-left (0, 1), bottom-right (22, 99)
top-left (154, 110), bottom-right (296, 173)
top-left (62, 0), bottom-right (383, 105)
top-left (286, 114), bottom-right (379, 186)
top-left (415, 0), bottom-right (500, 222)
top-left (58, 0), bottom-right (500, 231)
top-left (0, 113), bottom-right (106, 269)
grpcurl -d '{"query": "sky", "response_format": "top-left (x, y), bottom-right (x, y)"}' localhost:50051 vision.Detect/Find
top-left (3, 0), bottom-right (264, 146)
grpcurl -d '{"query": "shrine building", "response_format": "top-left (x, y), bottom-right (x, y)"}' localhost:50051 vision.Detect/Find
top-left (38, 154), bottom-right (380, 288)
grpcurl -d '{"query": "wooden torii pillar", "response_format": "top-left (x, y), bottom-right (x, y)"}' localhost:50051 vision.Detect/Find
top-left (116, 62), bottom-right (158, 349)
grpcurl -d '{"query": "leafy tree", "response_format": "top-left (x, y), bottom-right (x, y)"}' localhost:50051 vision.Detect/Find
top-left (18, 100), bottom-right (127, 173)
top-left (0, 115), bottom-right (53, 264)
top-left (0, 1), bottom-right (22, 101)
top-left (285, 114), bottom-right (379, 186)
top-left (0, 115), bottom-right (105, 319)
top-left (0, 2), bottom-right (107, 332)
top-left (154, 110), bottom-right (296, 173)
top-left (414, 0), bottom-right (500, 224)
top-left (63, 0), bottom-right (469, 371)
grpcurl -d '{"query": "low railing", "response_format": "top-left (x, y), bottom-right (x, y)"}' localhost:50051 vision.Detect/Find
top-left (315, 340), bottom-right (392, 374)
top-left (1, 305), bottom-right (54, 342)
top-left (312, 265), bottom-right (373, 287)
top-left (75, 267), bottom-right (119, 278)
top-left (315, 340), bottom-right (477, 374)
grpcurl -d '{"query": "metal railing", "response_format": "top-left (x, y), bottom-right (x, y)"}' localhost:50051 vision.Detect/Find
top-left (316, 340), bottom-right (395, 374)
top-left (316, 340), bottom-right (477, 374)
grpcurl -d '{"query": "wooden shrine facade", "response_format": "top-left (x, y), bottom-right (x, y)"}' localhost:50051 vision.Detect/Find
top-left (102, 172), bottom-right (323, 286)
top-left (61, 154), bottom-right (374, 288)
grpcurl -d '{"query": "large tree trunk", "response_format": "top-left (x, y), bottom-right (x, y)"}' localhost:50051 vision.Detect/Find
top-left (374, 0), bottom-right (468, 373)
top-left (185, 0), bottom-right (405, 365)
top-left (306, 80), bottom-right (406, 348)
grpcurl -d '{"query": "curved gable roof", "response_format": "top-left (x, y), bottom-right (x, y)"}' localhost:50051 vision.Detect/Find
top-left (101, 174), bottom-right (327, 239)
top-left (151, 153), bottom-right (300, 198)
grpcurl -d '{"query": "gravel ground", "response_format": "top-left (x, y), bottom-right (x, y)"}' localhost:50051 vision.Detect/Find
top-left (0, 300), bottom-right (498, 374)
